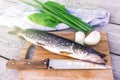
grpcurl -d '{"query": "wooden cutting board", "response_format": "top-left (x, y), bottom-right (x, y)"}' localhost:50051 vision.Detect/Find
top-left (19, 32), bottom-right (113, 80)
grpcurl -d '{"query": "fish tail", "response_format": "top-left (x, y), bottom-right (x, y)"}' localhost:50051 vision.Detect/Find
top-left (8, 26), bottom-right (24, 34)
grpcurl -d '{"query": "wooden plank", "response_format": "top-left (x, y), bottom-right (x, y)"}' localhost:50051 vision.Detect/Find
top-left (94, 23), bottom-right (120, 55)
top-left (94, 23), bottom-right (120, 34)
top-left (79, 0), bottom-right (120, 9)
top-left (77, 0), bottom-right (120, 24)
top-left (110, 54), bottom-right (120, 80)
top-left (20, 42), bottom-right (32, 59)
top-left (5, 0), bottom-right (120, 25)
top-left (0, 0), bottom-right (17, 10)
top-left (19, 32), bottom-right (113, 80)
top-left (0, 0), bottom-right (119, 80)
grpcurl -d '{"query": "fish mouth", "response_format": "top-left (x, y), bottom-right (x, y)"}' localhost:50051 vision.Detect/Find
top-left (87, 53), bottom-right (106, 64)
top-left (98, 53), bottom-right (106, 58)
top-left (96, 52), bottom-right (107, 63)
top-left (95, 59), bottom-right (106, 64)
top-left (86, 58), bottom-right (106, 64)
top-left (92, 51), bottom-right (107, 63)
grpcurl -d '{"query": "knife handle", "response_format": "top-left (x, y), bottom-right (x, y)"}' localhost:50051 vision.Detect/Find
top-left (6, 59), bottom-right (49, 69)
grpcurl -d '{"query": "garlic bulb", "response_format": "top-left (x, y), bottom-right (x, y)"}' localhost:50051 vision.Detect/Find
top-left (84, 31), bottom-right (101, 45)
top-left (75, 31), bottom-right (85, 45)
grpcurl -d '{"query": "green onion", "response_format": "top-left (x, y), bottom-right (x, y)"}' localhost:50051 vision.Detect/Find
top-left (19, 0), bottom-right (93, 33)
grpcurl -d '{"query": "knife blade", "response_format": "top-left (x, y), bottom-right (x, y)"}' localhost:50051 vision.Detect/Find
top-left (49, 59), bottom-right (112, 69)
top-left (6, 58), bottom-right (112, 69)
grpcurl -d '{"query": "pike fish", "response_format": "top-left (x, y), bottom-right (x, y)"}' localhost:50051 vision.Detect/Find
top-left (9, 27), bottom-right (106, 64)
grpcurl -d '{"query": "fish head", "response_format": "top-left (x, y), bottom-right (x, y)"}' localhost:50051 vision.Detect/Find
top-left (88, 54), bottom-right (106, 64)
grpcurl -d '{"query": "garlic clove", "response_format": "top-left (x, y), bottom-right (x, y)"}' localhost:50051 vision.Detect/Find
top-left (75, 31), bottom-right (85, 45)
top-left (84, 31), bottom-right (101, 45)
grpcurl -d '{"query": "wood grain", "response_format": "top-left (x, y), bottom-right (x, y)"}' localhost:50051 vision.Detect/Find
top-left (19, 32), bottom-right (113, 80)
top-left (110, 54), bottom-right (120, 80)
top-left (0, 0), bottom-right (120, 80)
top-left (94, 23), bottom-right (120, 55)
top-left (77, 0), bottom-right (120, 24)
top-left (20, 42), bottom-right (32, 59)
top-left (6, 59), bottom-right (50, 69)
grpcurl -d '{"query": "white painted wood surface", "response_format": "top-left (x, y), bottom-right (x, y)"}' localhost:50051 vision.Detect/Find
top-left (0, 0), bottom-right (120, 80)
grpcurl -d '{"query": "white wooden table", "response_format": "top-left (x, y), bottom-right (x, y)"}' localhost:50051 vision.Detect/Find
top-left (0, 0), bottom-right (120, 80)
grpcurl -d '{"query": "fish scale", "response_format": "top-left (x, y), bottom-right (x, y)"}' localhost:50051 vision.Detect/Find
top-left (9, 27), bottom-right (106, 64)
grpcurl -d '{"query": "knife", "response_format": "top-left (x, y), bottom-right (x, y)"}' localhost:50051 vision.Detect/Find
top-left (6, 58), bottom-right (112, 69)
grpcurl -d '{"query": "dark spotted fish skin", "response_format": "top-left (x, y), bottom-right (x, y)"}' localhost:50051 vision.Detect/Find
top-left (19, 29), bottom-right (106, 64)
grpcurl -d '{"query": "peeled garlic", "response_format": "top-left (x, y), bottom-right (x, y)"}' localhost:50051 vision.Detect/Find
top-left (75, 31), bottom-right (85, 45)
top-left (84, 31), bottom-right (101, 45)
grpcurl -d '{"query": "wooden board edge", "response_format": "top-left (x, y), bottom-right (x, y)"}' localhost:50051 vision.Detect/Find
top-left (19, 42), bottom-right (33, 59)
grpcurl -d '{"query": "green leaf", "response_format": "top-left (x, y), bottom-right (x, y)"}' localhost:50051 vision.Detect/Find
top-left (20, 0), bottom-right (93, 33)
top-left (28, 13), bottom-right (61, 28)
top-left (44, 1), bottom-right (66, 10)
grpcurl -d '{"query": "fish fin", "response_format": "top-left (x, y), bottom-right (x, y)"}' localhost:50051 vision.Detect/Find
top-left (36, 42), bottom-right (45, 46)
top-left (8, 26), bottom-right (24, 34)
top-left (60, 51), bottom-right (73, 56)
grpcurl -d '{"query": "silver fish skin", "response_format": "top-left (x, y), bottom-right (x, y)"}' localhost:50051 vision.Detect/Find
top-left (12, 28), bottom-right (106, 64)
